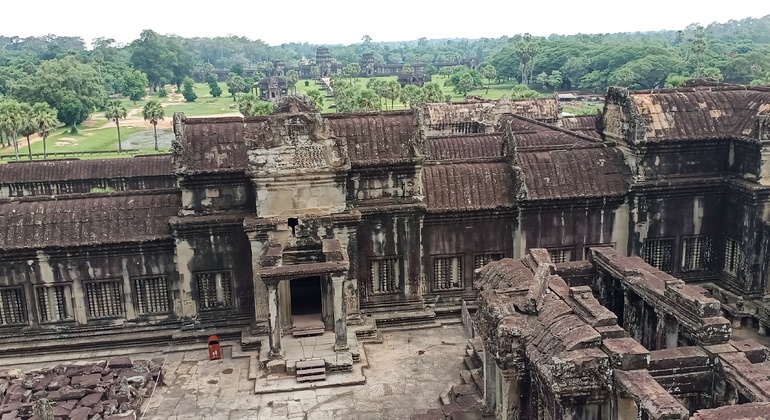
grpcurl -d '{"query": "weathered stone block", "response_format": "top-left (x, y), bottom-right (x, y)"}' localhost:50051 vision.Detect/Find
top-left (79, 392), bottom-right (104, 408)
top-left (106, 357), bottom-right (132, 369)
top-left (266, 360), bottom-right (285, 375)
top-left (69, 406), bottom-right (91, 420)
top-left (602, 337), bottom-right (650, 370)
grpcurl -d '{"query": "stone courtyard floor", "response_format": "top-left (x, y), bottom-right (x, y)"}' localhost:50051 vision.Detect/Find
top-left (1, 324), bottom-right (469, 420)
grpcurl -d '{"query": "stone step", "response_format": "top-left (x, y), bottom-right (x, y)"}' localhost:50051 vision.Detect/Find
top-left (470, 368), bottom-right (484, 394)
top-left (460, 370), bottom-right (473, 386)
top-left (292, 328), bottom-right (325, 338)
top-left (463, 356), bottom-right (480, 371)
top-left (372, 310), bottom-right (437, 329)
top-left (295, 358), bottom-right (327, 382)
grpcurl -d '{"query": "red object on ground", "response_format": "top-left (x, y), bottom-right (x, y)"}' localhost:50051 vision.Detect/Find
top-left (208, 335), bottom-right (221, 360)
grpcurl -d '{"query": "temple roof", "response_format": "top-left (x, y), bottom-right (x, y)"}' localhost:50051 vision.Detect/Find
top-left (0, 191), bottom-right (180, 251)
top-left (326, 111), bottom-right (420, 166)
top-left (560, 115), bottom-right (602, 139)
top-left (0, 155), bottom-right (173, 184)
top-left (174, 116), bottom-right (253, 174)
top-left (608, 85), bottom-right (770, 142)
top-left (518, 147), bottom-right (630, 200)
top-left (423, 162), bottom-right (515, 212)
top-left (427, 134), bottom-right (502, 161)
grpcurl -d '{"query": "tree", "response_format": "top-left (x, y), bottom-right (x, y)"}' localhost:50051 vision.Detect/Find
top-left (356, 89), bottom-right (381, 111)
top-left (510, 84), bottom-right (540, 99)
top-left (19, 103), bottom-right (35, 160)
top-left (514, 34), bottom-right (540, 85)
top-left (104, 100), bottom-right (127, 153)
top-left (547, 70), bottom-right (563, 90)
top-left (142, 100), bottom-right (165, 151)
top-left (399, 85), bottom-right (423, 108)
top-left (665, 74), bottom-right (687, 88)
top-left (383, 80), bottom-right (401, 110)
top-left (0, 99), bottom-right (24, 161)
top-left (361, 35), bottom-right (373, 44)
top-left (306, 89), bottom-right (325, 109)
top-left (343, 63), bottom-right (361, 83)
top-left (12, 56), bottom-right (105, 127)
top-left (130, 30), bottom-right (174, 91)
top-left (423, 82), bottom-right (444, 103)
top-left (210, 84), bottom-right (222, 97)
top-left (182, 77), bottom-right (197, 102)
top-left (226, 72), bottom-right (246, 101)
top-left (121, 70), bottom-right (149, 104)
top-left (237, 93), bottom-right (272, 116)
top-left (480, 64), bottom-right (497, 93)
top-left (29, 102), bottom-right (58, 159)
top-left (285, 70), bottom-right (299, 94)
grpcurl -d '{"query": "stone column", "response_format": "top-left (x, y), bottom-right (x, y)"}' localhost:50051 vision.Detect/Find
top-left (332, 274), bottom-right (348, 351)
top-left (665, 314), bottom-right (680, 349)
top-left (759, 323), bottom-right (767, 336)
top-left (267, 281), bottom-right (283, 359)
top-left (483, 350), bottom-right (496, 414)
top-left (654, 310), bottom-right (667, 350)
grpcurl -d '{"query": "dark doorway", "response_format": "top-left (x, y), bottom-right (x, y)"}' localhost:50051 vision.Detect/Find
top-left (290, 277), bottom-right (322, 316)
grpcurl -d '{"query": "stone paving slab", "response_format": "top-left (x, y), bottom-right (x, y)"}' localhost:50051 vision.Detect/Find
top-left (0, 324), bottom-right (469, 420)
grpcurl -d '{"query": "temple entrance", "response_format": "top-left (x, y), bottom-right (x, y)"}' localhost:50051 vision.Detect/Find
top-left (290, 277), bottom-right (325, 337)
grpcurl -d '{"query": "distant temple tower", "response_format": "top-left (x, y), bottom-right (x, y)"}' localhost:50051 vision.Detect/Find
top-left (316, 47), bottom-right (333, 78)
top-left (361, 53), bottom-right (375, 76)
top-left (273, 60), bottom-right (285, 77)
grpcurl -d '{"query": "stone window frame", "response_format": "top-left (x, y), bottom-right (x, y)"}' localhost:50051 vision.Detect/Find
top-left (132, 275), bottom-right (171, 315)
top-left (680, 235), bottom-right (715, 272)
top-left (83, 279), bottom-right (125, 320)
top-left (546, 246), bottom-right (575, 264)
top-left (431, 254), bottom-right (465, 292)
top-left (0, 286), bottom-right (27, 326)
top-left (583, 243), bottom-right (617, 260)
top-left (723, 237), bottom-right (743, 277)
top-left (642, 237), bottom-right (675, 273)
top-left (195, 270), bottom-right (234, 311)
top-left (368, 256), bottom-right (401, 295)
top-left (473, 252), bottom-right (505, 270)
top-left (35, 284), bottom-right (74, 324)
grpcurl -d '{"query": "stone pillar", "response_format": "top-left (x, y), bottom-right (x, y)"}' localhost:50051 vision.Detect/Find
top-left (482, 350), bottom-right (496, 414)
top-left (655, 311), bottom-right (667, 350)
top-left (759, 323), bottom-right (767, 336)
top-left (332, 274), bottom-right (348, 351)
top-left (267, 281), bottom-right (283, 359)
top-left (665, 314), bottom-right (680, 349)
top-left (616, 396), bottom-right (638, 420)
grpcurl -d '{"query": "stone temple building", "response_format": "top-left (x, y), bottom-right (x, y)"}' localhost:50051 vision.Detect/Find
top-left (1, 83), bottom-right (770, 418)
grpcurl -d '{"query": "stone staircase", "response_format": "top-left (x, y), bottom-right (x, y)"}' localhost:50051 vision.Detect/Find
top-left (362, 298), bottom-right (438, 329)
top-left (410, 337), bottom-right (490, 420)
top-left (295, 358), bottom-right (327, 382)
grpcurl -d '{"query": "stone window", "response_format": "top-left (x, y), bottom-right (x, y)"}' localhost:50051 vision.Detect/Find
top-left (642, 238), bottom-right (674, 272)
top-left (724, 238), bottom-right (743, 277)
top-left (133, 276), bottom-right (170, 315)
top-left (196, 271), bottom-right (233, 310)
top-left (473, 253), bottom-right (504, 270)
top-left (85, 280), bottom-right (124, 319)
top-left (681, 236), bottom-right (714, 272)
top-left (0, 287), bottom-right (26, 325)
top-left (583, 243), bottom-right (616, 259)
top-left (36, 285), bottom-right (72, 323)
top-left (433, 256), bottom-right (464, 291)
top-left (370, 258), bottom-right (400, 294)
top-left (547, 247), bottom-right (573, 264)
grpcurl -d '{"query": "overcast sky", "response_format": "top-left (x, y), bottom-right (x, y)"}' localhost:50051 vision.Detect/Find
top-left (4, 1), bottom-right (770, 46)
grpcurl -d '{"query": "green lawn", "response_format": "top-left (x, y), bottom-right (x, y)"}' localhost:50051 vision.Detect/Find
top-left (13, 125), bottom-right (146, 155)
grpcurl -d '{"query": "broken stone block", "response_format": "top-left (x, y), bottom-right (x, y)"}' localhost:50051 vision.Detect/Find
top-left (57, 386), bottom-right (87, 400)
top-left (105, 410), bottom-right (136, 420)
top-left (103, 399), bottom-right (118, 416)
top-left (74, 373), bottom-right (102, 390)
top-left (266, 360), bottom-right (285, 375)
top-left (0, 410), bottom-right (17, 420)
top-left (0, 402), bottom-right (21, 414)
top-left (106, 358), bottom-right (132, 369)
top-left (33, 375), bottom-right (55, 392)
top-left (79, 392), bottom-right (103, 407)
top-left (47, 375), bottom-right (70, 391)
top-left (69, 407), bottom-right (91, 420)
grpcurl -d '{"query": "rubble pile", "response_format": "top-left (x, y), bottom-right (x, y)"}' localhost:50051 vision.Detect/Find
top-left (0, 356), bottom-right (164, 420)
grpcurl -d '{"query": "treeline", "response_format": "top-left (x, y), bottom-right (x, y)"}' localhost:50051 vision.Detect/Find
top-left (1, 16), bottom-right (770, 132)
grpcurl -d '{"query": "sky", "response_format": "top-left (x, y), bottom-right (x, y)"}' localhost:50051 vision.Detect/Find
top-left (3, 0), bottom-right (770, 46)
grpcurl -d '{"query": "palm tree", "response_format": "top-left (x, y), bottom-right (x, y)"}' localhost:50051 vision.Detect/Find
top-left (29, 102), bottom-right (59, 159)
top-left (142, 100), bottom-right (165, 151)
top-left (384, 80), bottom-right (401, 110)
top-left (0, 99), bottom-right (25, 161)
top-left (104, 100), bottom-right (128, 152)
top-left (19, 103), bottom-right (36, 161)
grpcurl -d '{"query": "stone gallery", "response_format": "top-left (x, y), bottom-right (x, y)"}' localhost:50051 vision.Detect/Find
top-left (2, 81), bottom-right (770, 419)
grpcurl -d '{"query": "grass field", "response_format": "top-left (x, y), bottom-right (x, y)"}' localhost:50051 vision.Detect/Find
top-left (13, 125), bottom-right (146, 155)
